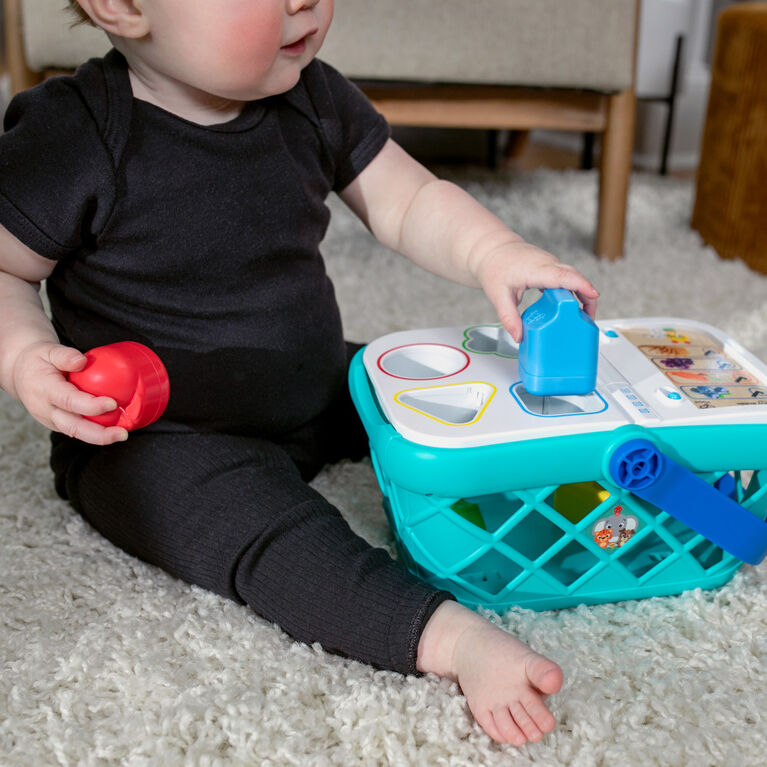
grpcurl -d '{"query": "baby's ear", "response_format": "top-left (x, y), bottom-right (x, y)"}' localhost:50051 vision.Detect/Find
top-left (75, 0), bottom-right (149, 38)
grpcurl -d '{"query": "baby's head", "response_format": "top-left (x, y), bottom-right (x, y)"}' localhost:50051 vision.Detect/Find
top-left (67, 0), bottom-right (333, 103)
top-left (67, 0), bottom-right (93, 25)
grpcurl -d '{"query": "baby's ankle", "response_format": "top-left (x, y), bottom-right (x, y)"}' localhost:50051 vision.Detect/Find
top-left (416, 599), bottom-right (494, 680)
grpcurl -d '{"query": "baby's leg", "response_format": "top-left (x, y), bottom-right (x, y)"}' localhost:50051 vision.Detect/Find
top-left (52, 426), bottom-right (563, 743)
top-left (417, 600), bottom-right (563, 745)
top-left (51, 429), bottom-right (451, 673)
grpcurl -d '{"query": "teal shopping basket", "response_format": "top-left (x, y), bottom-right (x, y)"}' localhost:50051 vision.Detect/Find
top-left (349, 350), bottom-right (767, 611)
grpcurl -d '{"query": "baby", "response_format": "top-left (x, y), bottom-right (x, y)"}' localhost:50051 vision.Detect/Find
top-left (0, 0), bottom-right (599, 746)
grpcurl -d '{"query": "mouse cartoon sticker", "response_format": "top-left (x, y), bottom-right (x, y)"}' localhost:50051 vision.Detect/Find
top-left (593, 506), bottom-right (638, 549)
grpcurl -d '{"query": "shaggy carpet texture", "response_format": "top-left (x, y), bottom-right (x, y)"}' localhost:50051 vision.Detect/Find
top-left (1, 168), bottom-right (766, 766)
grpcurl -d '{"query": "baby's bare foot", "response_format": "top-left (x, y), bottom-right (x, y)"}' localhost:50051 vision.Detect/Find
top-left (418, 600), bottom-right (562, 745)
top-left (452, 615), bottom-right (562, 744)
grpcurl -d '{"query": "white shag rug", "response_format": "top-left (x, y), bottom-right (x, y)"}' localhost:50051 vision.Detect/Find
top-left (2, 168), bottom-right (766, 767)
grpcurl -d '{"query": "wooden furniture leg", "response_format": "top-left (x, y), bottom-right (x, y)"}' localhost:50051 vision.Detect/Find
top-left (5, 0), bottom-right (43, 94)
top-left (596, 88), bottom-right (636, 260)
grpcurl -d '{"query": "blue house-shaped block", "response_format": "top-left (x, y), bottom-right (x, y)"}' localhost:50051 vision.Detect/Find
top-left (518, 289), bottom-right (599, 396)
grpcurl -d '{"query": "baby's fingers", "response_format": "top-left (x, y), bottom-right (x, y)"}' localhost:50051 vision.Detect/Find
top-left (46, 344), bottom-right (89, 374)
top-left (49, 407), bottom-right (128, 446)
top-left (51, 381), bottom-right (118, 419)
top-left (483, 281), bottom-right (523, 342)
top-left (574, 286), bottom-right (599, 319)
top-left (537, 263), bottom-right (600, 318)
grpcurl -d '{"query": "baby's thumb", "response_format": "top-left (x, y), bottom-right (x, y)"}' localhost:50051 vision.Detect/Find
top-left (49, 345), bottom-right (88, 373)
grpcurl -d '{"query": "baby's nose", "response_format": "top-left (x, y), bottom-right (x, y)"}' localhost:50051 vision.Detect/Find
top-left (287, 0), bottom-right (320, 12)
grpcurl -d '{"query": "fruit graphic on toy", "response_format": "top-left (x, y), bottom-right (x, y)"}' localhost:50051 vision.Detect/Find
top-left (67, 342), bottom-right (170, 431)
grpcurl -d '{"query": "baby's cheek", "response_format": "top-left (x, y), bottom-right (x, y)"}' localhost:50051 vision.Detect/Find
top-left (222, 11), bottom-right (282, 72)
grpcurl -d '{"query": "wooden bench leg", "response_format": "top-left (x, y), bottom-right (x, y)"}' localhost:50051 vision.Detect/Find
top-left (596, 88), bottom-right (635, 259)
top-left (4, 0), bottom-right (44, 95)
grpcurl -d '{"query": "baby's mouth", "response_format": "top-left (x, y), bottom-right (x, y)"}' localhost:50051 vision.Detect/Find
top-left (281, 38), bottom-right (306, 55)
top-left (281, 29), bottom-right (318, 56)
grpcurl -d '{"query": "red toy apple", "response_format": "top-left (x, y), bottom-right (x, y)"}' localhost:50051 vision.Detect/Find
top-left (67, 342), bottom-right (170, 431)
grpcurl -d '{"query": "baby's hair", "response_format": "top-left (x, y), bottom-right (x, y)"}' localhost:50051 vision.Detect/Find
top-left (66, 1), bottom-right (95, 26)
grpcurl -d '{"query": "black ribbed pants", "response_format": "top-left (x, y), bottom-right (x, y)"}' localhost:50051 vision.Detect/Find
top-left (50, 344), bottom-right (452, 674)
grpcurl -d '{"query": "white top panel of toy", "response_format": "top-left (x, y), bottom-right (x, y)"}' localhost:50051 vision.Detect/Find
top-left (361, 318), bottom-right (767, 448)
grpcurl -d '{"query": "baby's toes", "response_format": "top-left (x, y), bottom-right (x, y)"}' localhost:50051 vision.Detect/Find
top-left (526, 653), bottom-right (563, 695)
top-left (474, 708), bottom-right (504, 743)
top-left (521, 691), bottom-right (557, 734)
top-left (492, 706), bottom-right (527, 746)
top-left (510, 701), bottom-right (544, 742)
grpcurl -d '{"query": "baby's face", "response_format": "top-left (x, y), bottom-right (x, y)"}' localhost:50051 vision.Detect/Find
top-left (131, 0), bottom-right (333, 102)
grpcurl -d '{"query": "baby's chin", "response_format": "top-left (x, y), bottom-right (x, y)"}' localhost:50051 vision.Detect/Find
top-left (218, 68), bottom-right (308, 102)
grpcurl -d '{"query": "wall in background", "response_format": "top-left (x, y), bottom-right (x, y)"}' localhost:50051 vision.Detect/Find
top-left (0, 0), bottom-right (752, 173)
top-left (632, 0), bottom-right (712, 171)
top-left (539, 0), bottom-right (748, 173)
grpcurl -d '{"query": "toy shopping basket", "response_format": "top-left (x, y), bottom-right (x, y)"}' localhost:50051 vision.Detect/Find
top-left (349, 349), bottom-right (767, 611)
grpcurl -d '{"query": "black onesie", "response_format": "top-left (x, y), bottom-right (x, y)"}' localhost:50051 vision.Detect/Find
top-left (0, 50), bottom-right (453, 674)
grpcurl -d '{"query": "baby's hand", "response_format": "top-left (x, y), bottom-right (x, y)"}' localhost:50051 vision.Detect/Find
top-left (471, 239), bottom-right (599, 342)
top-left (12, 342), bottom-right (129, 445)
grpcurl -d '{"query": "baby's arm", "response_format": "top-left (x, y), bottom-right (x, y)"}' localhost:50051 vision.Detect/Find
top-left (341, 141), bottom-right (576, 744)
top-left (0, 224), bottom-right (128, 444)
top-left (339, 139), bottom-right (598, 340)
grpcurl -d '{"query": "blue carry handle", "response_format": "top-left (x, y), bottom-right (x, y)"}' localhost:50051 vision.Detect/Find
top-left (519, 289), bottom-right (599, 396)
top-left (607, 439), bottom-right (767, 565)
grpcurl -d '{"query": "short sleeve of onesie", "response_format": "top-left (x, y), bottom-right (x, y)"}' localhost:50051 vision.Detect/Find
top-left (297, 59), bottom-right (391, 192)
top-left (0, 73), bottom-right (117, 260)
top-left (0, 58), bottom-right (387, 260)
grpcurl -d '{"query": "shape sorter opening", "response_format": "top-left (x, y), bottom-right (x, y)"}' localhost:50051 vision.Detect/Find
top-left (349, 318), bottom-right (767, 610)
top-left (511, 385), bottom-right (607, 417)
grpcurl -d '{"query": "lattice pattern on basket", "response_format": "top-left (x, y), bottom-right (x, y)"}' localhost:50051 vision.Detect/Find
top-left (383, 469), bottom-right (767, 610)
